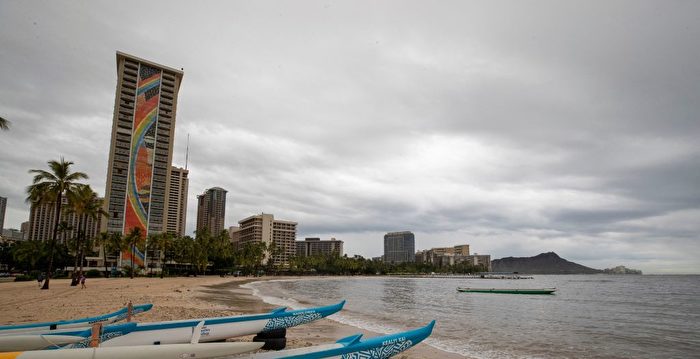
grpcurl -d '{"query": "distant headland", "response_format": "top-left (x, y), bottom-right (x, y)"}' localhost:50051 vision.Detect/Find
top-left (491, 252), bottom-right (642, 274)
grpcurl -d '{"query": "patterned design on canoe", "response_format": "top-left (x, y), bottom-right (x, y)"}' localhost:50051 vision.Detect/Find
top-left (71, 330), bottom-right (130, 348)
top-left (341, 340), bottom-right (414, 359)
top-left (262, 312), bottom-right (322, 332)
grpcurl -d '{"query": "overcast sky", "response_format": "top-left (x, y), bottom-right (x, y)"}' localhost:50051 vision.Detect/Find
top-left (1, 1), bottom-right (699, 273)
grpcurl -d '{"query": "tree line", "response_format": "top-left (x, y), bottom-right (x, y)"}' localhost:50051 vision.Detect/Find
top-left (1, 157), bottom-right (485, 289)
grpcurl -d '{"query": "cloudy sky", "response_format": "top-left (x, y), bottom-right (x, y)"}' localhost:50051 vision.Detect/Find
top-left (1, 1), bottom-right (699, 273)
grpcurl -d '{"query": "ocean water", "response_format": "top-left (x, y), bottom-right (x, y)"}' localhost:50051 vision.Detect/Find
top-left (243, 275), bottom-right (700, 359)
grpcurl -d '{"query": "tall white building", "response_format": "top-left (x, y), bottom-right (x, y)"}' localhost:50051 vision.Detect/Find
top-left (238, 213), bottom-right (297, 266)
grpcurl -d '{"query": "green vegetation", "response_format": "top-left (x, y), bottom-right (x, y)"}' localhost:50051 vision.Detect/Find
top-left (288, 254), bottom-right (486, 275)
top-left (25, 157), bottom-right (88, 289)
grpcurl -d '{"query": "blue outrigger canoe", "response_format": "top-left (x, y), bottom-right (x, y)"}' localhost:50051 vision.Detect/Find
top-left (229, 320), bottom-right (436, 358)
top-left (0, 304), bottom-right (152, 335)
top-left (90, 301), bottom-right (346, 347)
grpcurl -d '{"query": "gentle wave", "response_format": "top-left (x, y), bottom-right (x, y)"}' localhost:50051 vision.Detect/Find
top-left (240, 279), bottom-right (513, 358)
top-left (239, 275), bottom-right (700, 358)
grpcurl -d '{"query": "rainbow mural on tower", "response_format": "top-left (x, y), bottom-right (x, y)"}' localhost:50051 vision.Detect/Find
top-left (122, 64), bottom-right (162, 268)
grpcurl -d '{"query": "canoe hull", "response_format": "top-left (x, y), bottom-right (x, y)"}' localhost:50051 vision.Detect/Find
top-left (457, 288), bottom-right (556, 294)
top-left (101, 319), bottom-right (268, 346)
top-left (0, 342), bottom-right (263, 359)
top-left (96, 301), bottom-right (345, 347)
top-left (231, 321), bottom-right (436, 359)
top-left (0, 335), bottom-right (85, 352)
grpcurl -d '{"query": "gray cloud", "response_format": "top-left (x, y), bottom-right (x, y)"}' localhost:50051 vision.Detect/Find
top-left (1, 0), bottom-right (699, 273)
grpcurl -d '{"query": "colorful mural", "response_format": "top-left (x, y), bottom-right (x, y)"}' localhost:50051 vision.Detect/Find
top-left (122, 64), bottom-right (161, 268)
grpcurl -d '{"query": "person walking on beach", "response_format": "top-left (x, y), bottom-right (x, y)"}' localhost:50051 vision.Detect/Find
top-left (37, 273), bottom-right (44, 288)
top-left (79, 274), bottom-right (86, 289)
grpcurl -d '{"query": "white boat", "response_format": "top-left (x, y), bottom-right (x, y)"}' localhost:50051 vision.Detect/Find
top-left (0, 342), bottom-right (264, 359)
top-left (90, 301), bottom-right (345, 347)
top-left (0, 335), bottom-right (85, 352)
top-left (0, 323), bottom-right (137, 352)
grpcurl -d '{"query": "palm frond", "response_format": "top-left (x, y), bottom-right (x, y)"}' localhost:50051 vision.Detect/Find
top-left (0, 116), bottom-right (9, 131)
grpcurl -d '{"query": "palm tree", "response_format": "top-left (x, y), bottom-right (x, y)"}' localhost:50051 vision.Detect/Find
top-left (56, 221), bottom-right (73, 244)
top-left (96, 231), bottom-right (126, 277)
top-left (26, 158), bottom-right (88, 289)
top-left (0, 116), bottom-right (9, 131)
top-left (12, 240), bottom-right (47, 271)
top-left (66, 185), bottom-right (108, 284)
top-left (149, 233), bottom-right (174, 278)
top-left (124, 227), bottom-right (143, 279)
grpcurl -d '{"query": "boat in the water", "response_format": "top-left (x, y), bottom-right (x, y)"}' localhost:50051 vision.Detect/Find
top-left (0, 323), bottom-right (137, 352)
top-left (0, 304), bottom-right (152, 335)
top-left (228, 320), bottom-right (436, 359)
top-left (457, 287), bottom-right (556, 294)
top-left (0, 342), bottom-right (264, 359)
top-left (80, 301), bottom-right (345, 347)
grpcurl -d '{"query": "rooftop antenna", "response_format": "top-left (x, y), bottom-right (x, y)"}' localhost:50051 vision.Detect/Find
top-left (185, 133), bottom-right (190, 170)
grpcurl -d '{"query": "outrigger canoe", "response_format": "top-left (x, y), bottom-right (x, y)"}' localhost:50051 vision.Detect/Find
top-left (0, 323), bottom-right (137, 352)
top-left (0, 304), bottom-right (152, 335)
top-left (75, 301), bottom-right (345, 347)
top-left (0, 342), bottom-right (264, 359)
top-left (457, 287), bottom-right (556, 294)
top-left (228, 320), bottom-right (436, 359)
top-left (0, 336), bottom-right (84, 352)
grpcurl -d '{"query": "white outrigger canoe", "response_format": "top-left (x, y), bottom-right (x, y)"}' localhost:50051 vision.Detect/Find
top-left (0, 342), bottom-right (264, 359)
top-left (83, 301), bottom-right (345, 347)
top-left (228, 320), bottom-right (436, 359)
top-left (0, 336), bottom-right (85, 352)
top-left (0, 323), bottom-right (137, 352)
top-left (0, 304), bottom-right (152, 336)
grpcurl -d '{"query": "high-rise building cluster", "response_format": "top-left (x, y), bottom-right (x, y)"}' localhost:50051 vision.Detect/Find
top-left (415, 244), bottom-right (491, 271)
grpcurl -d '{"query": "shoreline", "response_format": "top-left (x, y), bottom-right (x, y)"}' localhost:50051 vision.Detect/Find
top-left (0, 276), bottom-right (466, 358)
top-left (202, 276), bottom-right (467, 359)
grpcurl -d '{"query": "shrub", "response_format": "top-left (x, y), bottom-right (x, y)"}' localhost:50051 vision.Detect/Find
top-left (86, 269), bottom-right (102, 278)
top-left (14, 275), bottom-right (33, 282)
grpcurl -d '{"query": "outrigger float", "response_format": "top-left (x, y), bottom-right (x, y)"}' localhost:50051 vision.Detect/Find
top-left (457, 287), bottom-right (556, 294)
top-left (0, 323), bottom-right (137, 352)
top-left (0, 304), bottom-right (152, 336)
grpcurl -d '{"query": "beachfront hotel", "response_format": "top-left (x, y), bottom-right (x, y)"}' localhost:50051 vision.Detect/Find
top-left (102, 52), bottom-right (184, 239)
top-left (196, 187), bottom-right (227, 234)
top-left (27, 196), bottom-right (102, 242)
top-left (296, 237), bottom-right (344, 257)
top-left (165, 166), bottom-right (189, 237)
top-left (238, 213), bottom-right (297, 266)
top-left (384, 231), bottom-right (416, 264)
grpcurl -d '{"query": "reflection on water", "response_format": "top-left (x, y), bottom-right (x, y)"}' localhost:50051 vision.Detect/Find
top-left (250, 275), bottom-right (700, 359)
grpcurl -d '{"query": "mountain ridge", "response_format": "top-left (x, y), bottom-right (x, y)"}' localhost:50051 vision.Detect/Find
top-left (491, 252), bottom-right (602, 274)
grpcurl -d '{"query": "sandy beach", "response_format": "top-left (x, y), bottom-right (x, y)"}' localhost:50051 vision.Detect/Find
top-left (0, 276), bottom-right (464, 358)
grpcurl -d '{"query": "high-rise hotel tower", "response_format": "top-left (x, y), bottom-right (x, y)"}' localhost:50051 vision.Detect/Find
top-left (103, 52), bottom-right (184, 240)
